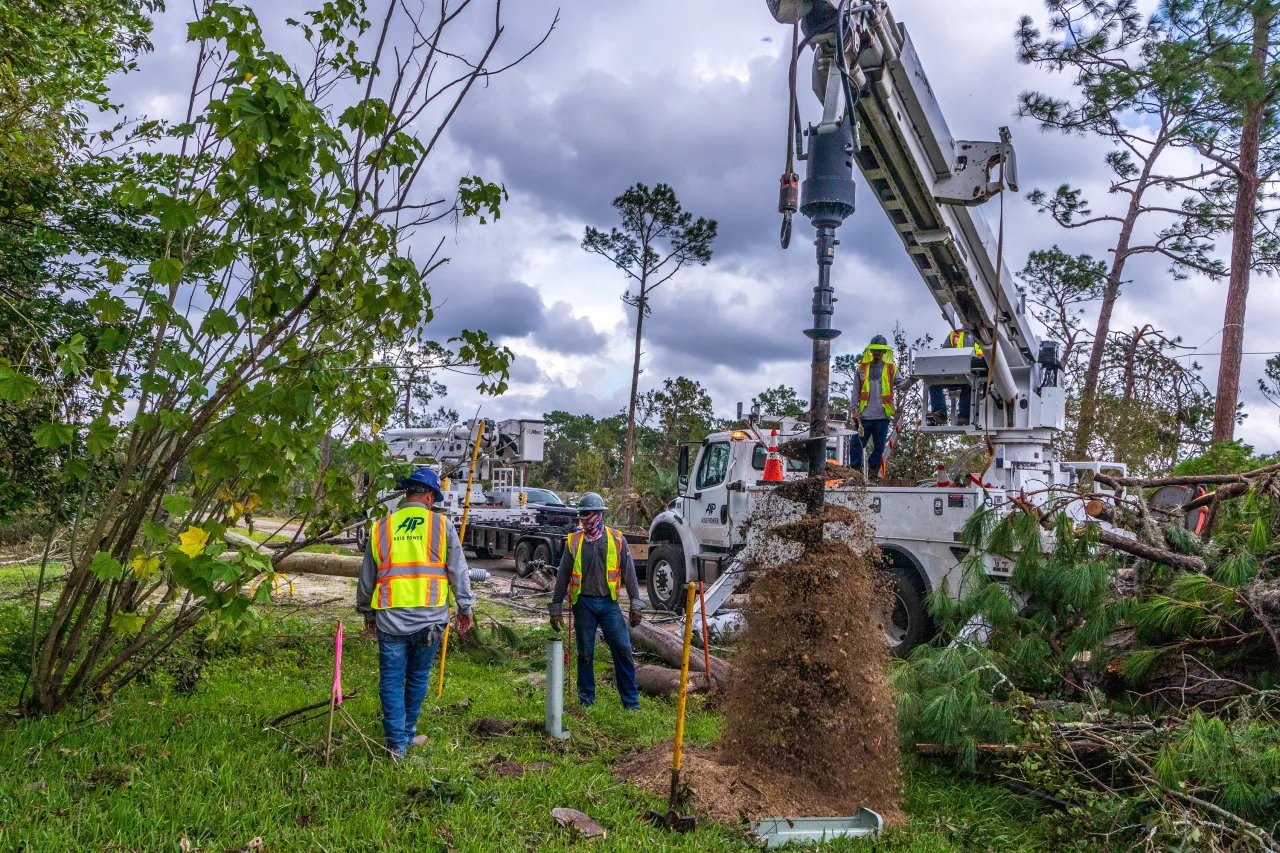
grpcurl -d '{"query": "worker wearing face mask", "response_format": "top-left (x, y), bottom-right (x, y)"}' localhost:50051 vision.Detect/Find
top-left (548, 492), bottom-right (643, 710)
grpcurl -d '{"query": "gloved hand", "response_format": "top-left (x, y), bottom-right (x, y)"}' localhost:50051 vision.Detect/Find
top-left (363, 621), bottom-right (377, 638)
top-left (550, 615), bottom-right (565, 632)
top-left (629, 608), bottom-right (643, 628)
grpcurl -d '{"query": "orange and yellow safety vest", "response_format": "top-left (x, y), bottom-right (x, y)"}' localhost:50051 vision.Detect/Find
top-left (947, 330), bottom-right (984, 357)
top-left (566, 527), bottom-right (626, 605)
top-left (858, 360), bottom-right (898, 417)
top-left (369, 505), bottom-right (449, 610)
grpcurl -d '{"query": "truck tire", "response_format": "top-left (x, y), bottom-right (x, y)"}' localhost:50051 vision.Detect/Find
top-left (532, 542), bottom-right (552, 572)
top-left (646, 544), bottom-right (686, 612)
top-left (878, 564), bottom-right (935, 658)
top-left (514, 541), bottom-right (535, 577)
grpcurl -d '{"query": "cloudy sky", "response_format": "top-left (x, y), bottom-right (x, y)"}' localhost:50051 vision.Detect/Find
top-left (120, 0), bottom-right (1280, 451)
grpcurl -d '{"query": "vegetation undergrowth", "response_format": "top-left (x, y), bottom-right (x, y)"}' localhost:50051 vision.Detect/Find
top-left (0, 591), bottom-right (1120, 852)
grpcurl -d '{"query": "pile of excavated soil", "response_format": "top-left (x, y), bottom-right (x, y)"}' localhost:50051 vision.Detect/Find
top-left (615, 742), bottom-right (905, 825)
top-left (718, 482), bottom-right (903, 824)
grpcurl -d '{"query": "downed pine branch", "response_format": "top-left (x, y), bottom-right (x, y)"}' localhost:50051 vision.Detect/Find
top-left (1094, 528), bottom-right (1207, 573)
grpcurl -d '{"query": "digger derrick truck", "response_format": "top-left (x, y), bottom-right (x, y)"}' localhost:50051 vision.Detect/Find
top-left (644, 0), bottom-right (1125, 655)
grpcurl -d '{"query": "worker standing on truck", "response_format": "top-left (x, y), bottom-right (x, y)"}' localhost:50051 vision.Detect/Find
top-left (548, 493), bottom-right (644, 710)
top-left (926, 330), bottom-right (982, 426)
top-left (851, 334), bottom-right (912, 481)
top-left (357, 467), bottom-right (474, 760)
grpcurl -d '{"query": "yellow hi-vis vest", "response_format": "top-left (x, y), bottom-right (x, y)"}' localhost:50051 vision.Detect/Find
top-left (946, 330), bottom-right (984, 357)
top-left (370, 505), bottom-right (449, 609)
top-left (566, 527), bottom-right (626, 605)
top-left (858, 357), bottom-right (897, 417)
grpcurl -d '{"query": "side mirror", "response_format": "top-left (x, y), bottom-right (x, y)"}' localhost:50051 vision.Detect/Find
top-left (677, 444), bottom-right (690, 495)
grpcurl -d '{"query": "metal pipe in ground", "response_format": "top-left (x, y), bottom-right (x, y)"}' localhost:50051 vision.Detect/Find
top-left (545, 637), bottom-right (570, 740)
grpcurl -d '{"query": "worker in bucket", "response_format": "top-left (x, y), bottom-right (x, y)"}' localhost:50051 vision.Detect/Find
top-left (926, 329), bottom-right (982, 426)
top-left (850, 334), bottom-right (913, 481)
top-left (357, 467), bottom-right (474, 760)
top-left (548, 492), bottom-right (644, 710)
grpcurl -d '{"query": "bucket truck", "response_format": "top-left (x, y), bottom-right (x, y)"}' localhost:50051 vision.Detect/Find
top-left (644, 0), bottom-right (1125, 655)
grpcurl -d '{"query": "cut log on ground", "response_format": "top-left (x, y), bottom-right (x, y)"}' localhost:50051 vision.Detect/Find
top-left (628, 620), bottom-right (732, 685)
top-left (634, 664), bottom-right (715, 697)
top-left (272, 552), bottom-right (363, 578)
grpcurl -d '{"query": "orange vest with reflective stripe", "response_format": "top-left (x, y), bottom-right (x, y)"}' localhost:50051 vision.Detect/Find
top-left (857, 361), bottom-right (897, 417)
top-left (566, 527), bottom-right (625, 605)
top-left (370, 505), bottom-right (449, 609)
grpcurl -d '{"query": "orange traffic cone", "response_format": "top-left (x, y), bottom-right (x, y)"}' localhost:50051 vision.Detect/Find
top-left (762, 429), bottom-right (785, 482)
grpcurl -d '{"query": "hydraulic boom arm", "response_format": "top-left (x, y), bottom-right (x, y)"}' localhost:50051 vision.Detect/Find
top-left (769, 1), bottom-right (1062, 431)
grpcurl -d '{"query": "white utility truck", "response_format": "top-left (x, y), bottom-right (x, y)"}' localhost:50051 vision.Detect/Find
top-left (645, 0), bottom-right (1124, 655)
top-left (381, 418), bottom-right (547, 527)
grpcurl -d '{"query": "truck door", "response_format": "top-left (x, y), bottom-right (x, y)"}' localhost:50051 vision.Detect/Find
top-left (691, 440), bottom-right (732, 548)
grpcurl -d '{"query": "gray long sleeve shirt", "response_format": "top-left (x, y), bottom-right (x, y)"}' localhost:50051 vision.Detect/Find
top-left (549, 532), bottom-right (642, 617)
top-left (356, 511), bottom-right (474, 635)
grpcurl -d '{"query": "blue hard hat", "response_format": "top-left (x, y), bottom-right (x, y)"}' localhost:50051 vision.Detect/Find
top-left (398, 466), bottom-right (445, 502)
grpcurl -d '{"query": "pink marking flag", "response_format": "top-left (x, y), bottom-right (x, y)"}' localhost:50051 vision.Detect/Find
top-left (332, 621), bottom-right (344, 704)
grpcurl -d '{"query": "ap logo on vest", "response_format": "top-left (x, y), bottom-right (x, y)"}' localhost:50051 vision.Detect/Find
top-left (394, 516), bottom-right (426, 535)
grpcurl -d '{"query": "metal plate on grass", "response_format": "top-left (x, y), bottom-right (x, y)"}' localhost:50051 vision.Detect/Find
top-left (751, 810), bottom-right (883, 847)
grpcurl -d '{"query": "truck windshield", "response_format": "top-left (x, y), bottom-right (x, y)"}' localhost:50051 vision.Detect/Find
top-left (751, 444), bottom-right (808, 472)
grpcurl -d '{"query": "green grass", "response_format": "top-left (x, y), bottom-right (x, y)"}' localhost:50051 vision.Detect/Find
top-left (0, 598), bottom-right (1116, 852)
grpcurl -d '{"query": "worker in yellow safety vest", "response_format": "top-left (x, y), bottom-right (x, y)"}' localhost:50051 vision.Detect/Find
top-left (357, 467), bottom-right (473, 760)
top-left (927, 330), bottom-right (983, 427)
top-left (851, 335), bottom-right (912, 482)
top-left (548, 492), bottom-right (644, 710)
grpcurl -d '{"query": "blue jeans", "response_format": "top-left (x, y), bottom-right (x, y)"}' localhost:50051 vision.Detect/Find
top-left (849, 417), bottom-right (892, 478)
top-left (572, 596), bottom-right (639, 709)
top-left (928, 384), bottom-right (971, 422)
top-left (377, 626), bottom-right (442, 755)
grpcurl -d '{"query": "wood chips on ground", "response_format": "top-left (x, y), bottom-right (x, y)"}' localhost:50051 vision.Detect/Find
top-left (614, 741), bottom-right (905, 827)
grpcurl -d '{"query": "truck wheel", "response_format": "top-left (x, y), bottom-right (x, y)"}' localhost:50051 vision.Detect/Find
top-left (355, 525), bottom-right (367, 555)
top-left (879, 565), bottom-right (935, 658)
top-left (532, 542), bottom-right (552, 572)
top-left (514, 541), bottom-right (535, 577)
top-left (646, 544), bottom-right (686, 612)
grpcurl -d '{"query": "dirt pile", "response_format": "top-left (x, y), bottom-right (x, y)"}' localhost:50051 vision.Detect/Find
top-left (615, 742), bottom-right (903, 825)
top-left (718, 481), bottom-right (903, 823)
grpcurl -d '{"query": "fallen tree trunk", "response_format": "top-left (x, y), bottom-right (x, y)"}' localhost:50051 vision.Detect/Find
top-left (914, 740), bottom-right (1107, 757)
top-left (1095, 462), bottom-right (1280, 489)
top-left (272, 552), bottom-right (363, 578)
top-left (628, 620), bottom-right (732, 685)
top-left (634, 664), bottom-right (715, 697)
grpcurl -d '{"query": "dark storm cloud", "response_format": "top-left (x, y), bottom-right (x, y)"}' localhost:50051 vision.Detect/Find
top-left (532, 301), bottom-right (609, 355)
top-left (429, 279), bottom-right (545, 338)
top-left (643, 281), bottom-right (812, 371)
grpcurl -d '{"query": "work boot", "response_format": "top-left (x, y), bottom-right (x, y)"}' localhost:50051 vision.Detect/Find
top-left (926, 411), bottom-right (946, 426)
top-left (955, 417), bottom-right (970, 426)
top-left (411, 735), bottom-right (429, 748)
